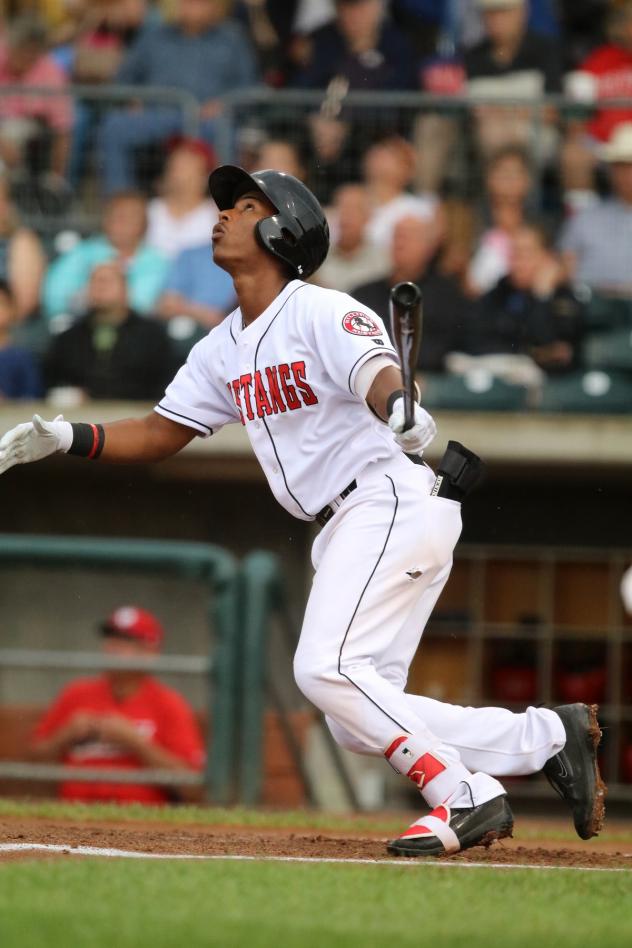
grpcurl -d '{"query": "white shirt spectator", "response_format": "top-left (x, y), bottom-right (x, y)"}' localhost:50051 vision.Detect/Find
top-left (367, 193), bottom-right (438, 250)
top-left (146, 198), bottom-right (218, 260)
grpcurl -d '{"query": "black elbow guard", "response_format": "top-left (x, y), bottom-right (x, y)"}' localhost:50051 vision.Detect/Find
top-left (431, 441), bottom-right (484, 502)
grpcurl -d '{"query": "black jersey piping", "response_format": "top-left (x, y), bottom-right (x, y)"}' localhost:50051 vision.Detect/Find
top-left (253, 282), bottom-right (311, 518)
top-left (229, 312), bottom-right (238, 344)
top-left (347, 346), bottom-right (398, 394)
top-left (156, 403), bottom-right (213, 435)
top-left (337, 475), bottom-right (410, 733)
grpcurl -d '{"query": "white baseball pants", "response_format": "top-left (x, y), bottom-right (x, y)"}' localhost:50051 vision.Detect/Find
top-left (293, 453), bottom-right (565, 807)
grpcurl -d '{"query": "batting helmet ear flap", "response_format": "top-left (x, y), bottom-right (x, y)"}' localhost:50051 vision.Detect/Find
top-left (256, 214), bottom-right (310, 277)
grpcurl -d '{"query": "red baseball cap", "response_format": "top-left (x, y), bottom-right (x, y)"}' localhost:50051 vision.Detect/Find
top-left (100, 606), bottom-right (164, 648)
top-left (166, 136), bottom-right (218, 171)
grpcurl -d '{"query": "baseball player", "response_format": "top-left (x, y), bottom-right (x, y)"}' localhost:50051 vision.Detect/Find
top-left (0, 167), bottom-right (605, 856)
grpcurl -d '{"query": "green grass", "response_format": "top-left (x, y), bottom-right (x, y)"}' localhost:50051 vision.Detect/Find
top-left (0, 859), bottom-right (630, 948)
top-left (1, 797), bottom-right (632, 844)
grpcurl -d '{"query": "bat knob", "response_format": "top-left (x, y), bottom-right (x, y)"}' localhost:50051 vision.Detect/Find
top-left (390, 281), bottom-right (422, 309)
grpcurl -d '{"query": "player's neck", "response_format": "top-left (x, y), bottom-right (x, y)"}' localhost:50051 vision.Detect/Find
top-left (233, 270), bottom-right (292, 326)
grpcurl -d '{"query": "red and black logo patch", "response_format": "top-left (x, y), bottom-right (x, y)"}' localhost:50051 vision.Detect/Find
top-left (342, 311), bottom-right (382, 337)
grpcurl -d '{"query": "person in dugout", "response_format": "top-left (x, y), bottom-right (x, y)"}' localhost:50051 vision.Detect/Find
top-left (29, 605), bottom-right (205, 804)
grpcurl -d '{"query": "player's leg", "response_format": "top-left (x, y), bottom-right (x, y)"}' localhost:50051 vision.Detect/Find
top-left (294, 459), bottom-right (511, 854)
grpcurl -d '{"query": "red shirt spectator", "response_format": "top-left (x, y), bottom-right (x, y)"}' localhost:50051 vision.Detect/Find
top-left (0, 32), bottom-right (73, 135)
top-left (31, 605), bottom-right (205, 805)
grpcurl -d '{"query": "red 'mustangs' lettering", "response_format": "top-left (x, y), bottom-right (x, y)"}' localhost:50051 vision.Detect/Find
top-left (265, 365), bottom-right (287, 414)
top-left (291, 361), bottom-right (318, 406)
top-left (277, 363), bottom-right (301, 410)
top-left (239, 373), bottom-right (255, 421)
top-left (253, 370), bottom-right (273, 417)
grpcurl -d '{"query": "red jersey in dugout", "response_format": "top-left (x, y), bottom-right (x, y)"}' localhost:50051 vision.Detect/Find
top-left (33, 676), bottom-right (205, 804)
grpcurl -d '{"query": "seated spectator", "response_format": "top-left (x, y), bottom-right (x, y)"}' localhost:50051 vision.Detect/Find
top-left (99, 0), bottom-right (258, 193)
top-left (0, 166), bottom-right (47, 321)
top-left (562, 2), bottom-right (632, 210)
top-left (466, 145), bottom-right (534, 295)
top-left (465, 225), bottom-right (583, 373)
top-left (363, 136), bottom-right (441, 250)
top-left (43, 190), bottom-right (166, 322)
top-left (0, 279), bottom-right (43, 399)
top-left (560, 123), bottom-right (632, 299)
top-left (147, 138), bottom-right (218, 259)
top-left (0, 15), bottom-right (73, 188)
top-left (353, 215), bottom-right (467, 371)
top-left (294, 0), bottom-right (418, 91)
top-left (157, 244), bottom-right (235, 330)
top-left (464, 0), bottom-right (562, 167)
top-left (45, 262), bottom-right (174, 400)
top-left (316, 182), bottom-right (388, 292)
top-left (30, 605), bottom-right (205, 804)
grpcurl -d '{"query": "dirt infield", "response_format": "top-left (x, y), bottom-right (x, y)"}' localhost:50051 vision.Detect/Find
top-left (1, 815), bottom-right (630, 869)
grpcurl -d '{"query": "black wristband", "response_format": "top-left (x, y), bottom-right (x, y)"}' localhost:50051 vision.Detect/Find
top-left (386, 389), bottom-right (406, 417)
top-left (67, 423), bottom-right (105, 459)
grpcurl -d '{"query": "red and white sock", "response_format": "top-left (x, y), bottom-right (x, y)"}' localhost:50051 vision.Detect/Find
top-left (385, 733), bottom-right (475, 808)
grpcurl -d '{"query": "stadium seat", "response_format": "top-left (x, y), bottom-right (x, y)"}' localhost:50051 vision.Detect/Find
top-left (537, 371), bottom-right (632, 413)
top-left (583, 329), bottom-right (632, 371)
top-left (583, 294), bottom-right (632, 332)
top-left (420, 372), bottom-right (529, 411)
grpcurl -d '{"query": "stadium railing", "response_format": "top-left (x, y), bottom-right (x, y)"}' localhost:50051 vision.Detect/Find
top-left (0, 534), bottom-right (239, 803)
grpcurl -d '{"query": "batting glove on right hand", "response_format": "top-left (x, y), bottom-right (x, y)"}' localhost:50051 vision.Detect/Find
top-left (388, 397), bottom-right (437, 456)
top-left (0, 414), bottom-right (73, 476)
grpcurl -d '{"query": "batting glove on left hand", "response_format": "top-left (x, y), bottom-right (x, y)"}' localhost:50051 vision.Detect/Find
top-left (388, 397), bottom-right (437, 456)
top-left (0, 414), bottom-right (72, 475)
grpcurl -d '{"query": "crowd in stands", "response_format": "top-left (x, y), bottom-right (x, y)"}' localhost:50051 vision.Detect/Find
top-left (0, 0), bottom-right (631, 411)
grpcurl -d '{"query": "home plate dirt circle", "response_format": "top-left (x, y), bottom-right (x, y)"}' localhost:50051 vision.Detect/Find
top-left (0, 816), bottom-right (630, 870)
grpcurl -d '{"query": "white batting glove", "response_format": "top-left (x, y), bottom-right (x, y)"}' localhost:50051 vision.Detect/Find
top-left (388, 397), bottom-right (437, 456)
top-left (0, 414), bottom-right (73, 475)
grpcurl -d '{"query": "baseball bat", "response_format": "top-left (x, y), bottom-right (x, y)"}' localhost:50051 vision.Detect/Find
top-left (389, 281), bottom-right (423, 431)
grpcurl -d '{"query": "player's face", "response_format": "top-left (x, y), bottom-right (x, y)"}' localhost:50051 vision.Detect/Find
top-left (211, 190), bottom-right (278, 273)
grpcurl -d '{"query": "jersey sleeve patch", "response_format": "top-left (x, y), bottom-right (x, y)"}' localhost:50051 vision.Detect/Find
top-left (342, 311), bottom-right (383, 337)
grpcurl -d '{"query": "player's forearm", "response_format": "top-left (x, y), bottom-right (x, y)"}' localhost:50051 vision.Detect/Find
top-left (97, 413), bottom-right (196, 463)
top-left (129, 734), bottom-right (198, 773)
top-left (366, 365), bottom-right (405, 421)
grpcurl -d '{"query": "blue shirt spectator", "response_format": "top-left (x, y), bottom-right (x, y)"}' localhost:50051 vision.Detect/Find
top-left (0, 278), bottom-right (43, 398)
top-left (158, 245), bottom-right (236, 330)
top-left (42, 192), bottom-right (167, 322)
top-left (0, 346), bottom-right (43, 399)
top-left (99, 1), bottom-right (258, 193)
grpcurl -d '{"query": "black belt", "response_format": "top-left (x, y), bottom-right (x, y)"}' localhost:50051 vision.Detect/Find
top-left (315, 480), bottom-right (357, 527)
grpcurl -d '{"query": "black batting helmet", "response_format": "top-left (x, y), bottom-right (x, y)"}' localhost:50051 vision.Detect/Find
top-left (208, 165), bottom-right (329, 278)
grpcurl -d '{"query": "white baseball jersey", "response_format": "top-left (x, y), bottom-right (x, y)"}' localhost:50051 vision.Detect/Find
top-left (155, 280), bottom-right (401, 520)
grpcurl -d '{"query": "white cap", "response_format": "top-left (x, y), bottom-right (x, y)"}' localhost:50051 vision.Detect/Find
top-left (479, 0), bottom-right (524, 9)
top-left (600, 123), bottom-right (632, 163)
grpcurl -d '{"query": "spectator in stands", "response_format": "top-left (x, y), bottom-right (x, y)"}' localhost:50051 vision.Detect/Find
top-left (464, 224), bottom-right (583, 372)
top-left (363, 135), bottom-right (441, 250)
top-left (560, 122), bottom-right (632, 299)
top-left (157, 245), bottom-right (235, 330)
top-left (466, 145), bottom-right (534, 295)
top-left (45, 262), bottom-right (174, 400)
top-left (255, 138), bottom-right (306, 180)
top-left (30, 604), bottom-right (205, 804)
top-left (0, 279), bottom-right (43, 399)
top-left (43, 191), bottom-right (166, 323)
top-left (294, 0), bottom-right (418, 91)
top-left (562, 2), bottom-right (632, 210)
top-left (146, 138), bottom-right (218, 259)
top-left (464, 0), bottom-right (562, 167)
top-left (353, 214), bottom-right (467, 371)
top-left (68, 0), bottom-right (155, 186)
top-left (99, 0), bottom-right (258, 193)
top-left (316, 183), bottom-right (388, 292)
top-left (0, 15), bottom-right (73, 186)
top-left (0, 166), bottom-right (47, 322)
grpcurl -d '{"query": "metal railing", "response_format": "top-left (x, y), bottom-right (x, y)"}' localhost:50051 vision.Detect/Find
top-left (0, 534), bottom-right (239, 802)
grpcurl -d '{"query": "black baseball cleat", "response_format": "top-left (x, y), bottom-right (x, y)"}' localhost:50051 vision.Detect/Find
top-left (387, 795), bottom-right (514, 858)
top-left (543, 703), bottom-right (606, 840)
